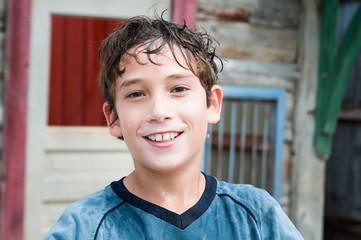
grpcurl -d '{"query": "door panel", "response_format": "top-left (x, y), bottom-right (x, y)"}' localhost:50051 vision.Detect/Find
top-left (26, 1), bottom-right (171, 239)
top-left (48, 16), bottom-right (120, 126)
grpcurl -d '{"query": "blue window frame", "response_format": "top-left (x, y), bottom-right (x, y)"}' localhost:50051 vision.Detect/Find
top-left (201, 85), bottom-right (286, 202)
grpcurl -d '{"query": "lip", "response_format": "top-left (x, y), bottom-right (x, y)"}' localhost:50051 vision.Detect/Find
top-left (143, 131), bottom-right (183, 148)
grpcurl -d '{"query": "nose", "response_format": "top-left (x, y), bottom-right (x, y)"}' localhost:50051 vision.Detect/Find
top-left (147, 94), bottom-right (172, 122)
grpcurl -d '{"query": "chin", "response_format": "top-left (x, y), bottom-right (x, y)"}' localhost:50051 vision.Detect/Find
top-left (147, 159), bottom-right (192, 174)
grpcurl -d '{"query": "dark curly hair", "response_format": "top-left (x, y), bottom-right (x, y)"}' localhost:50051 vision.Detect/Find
top-left (98, 15), bottom-right (222, 114)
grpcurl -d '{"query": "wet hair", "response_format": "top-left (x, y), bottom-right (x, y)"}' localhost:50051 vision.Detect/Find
top-left (98, 15), bottom-right (222, 115)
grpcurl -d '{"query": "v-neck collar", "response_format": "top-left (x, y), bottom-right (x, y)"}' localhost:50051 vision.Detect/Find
top-left (110, 173), bottom-right (217, 230)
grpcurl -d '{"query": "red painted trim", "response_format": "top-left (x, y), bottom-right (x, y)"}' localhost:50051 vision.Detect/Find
top-left (0, 0), bottom-right (30, 239)
top-left (49, 16), bottom-right (66, 125)
top-left (172, 0), bottom-right (197, 28)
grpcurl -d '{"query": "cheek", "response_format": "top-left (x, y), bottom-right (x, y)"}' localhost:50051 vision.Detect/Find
top-left (117, 106), bottom-right (135, 133)
top-left (185, 98), bottom-right (209, 125)
top-left (119, 115), bottom-right (136, 134)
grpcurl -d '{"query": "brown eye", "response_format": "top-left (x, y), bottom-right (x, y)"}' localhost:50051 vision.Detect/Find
top-left (127, 92), bottom-right (145, 98)
top-left (171, 87), bottom-right (188, 93)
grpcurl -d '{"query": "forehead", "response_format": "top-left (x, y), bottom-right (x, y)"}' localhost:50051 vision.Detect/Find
top-left (119, 43), bottom-right (193, 71)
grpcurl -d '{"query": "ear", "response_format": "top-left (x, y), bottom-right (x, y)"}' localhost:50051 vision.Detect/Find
top-left (103, 102), bottom-right (123, 137)
top-left (207, 85), bottom-right (223, 124)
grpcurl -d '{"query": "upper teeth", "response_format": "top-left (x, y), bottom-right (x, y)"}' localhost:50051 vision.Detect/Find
top-left (147, 132), bottom-right (179, 142)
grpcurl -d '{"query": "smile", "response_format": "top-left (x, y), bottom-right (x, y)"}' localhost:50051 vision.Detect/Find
top-left (146, 132), bottom-right (180, 142)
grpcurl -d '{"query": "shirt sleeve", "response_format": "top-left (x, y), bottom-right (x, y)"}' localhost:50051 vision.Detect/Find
top-left (43, 204), bottom-right (89, 240)
top-left (259, 192), bottom-right (304, 240)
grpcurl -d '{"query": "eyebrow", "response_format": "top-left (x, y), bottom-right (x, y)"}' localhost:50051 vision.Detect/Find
top-left (119, 78), bottom-right (143, 90)
top-left (119, 73), bottom-right (195, 90)
top-left (166, 73), bottom-right (195, 80)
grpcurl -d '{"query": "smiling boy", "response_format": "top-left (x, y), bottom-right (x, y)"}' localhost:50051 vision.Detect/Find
top-left (44, 16), bottom-right (303, 239)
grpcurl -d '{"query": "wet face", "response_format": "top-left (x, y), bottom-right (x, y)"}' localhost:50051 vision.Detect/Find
top-left (103, 45), bottom-right (222, 175)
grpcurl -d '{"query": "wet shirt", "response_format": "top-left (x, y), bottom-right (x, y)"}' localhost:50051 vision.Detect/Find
top-left (44, 174), bottom-right (303, 240)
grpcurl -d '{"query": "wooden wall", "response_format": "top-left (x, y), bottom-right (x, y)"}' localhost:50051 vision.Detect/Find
top-left (0, 0), bottom-right (5, 222)
top-left (197, 2), bottom-right (326, 239)
top-left (196, 0), bottom-right (300, 214)
top-left (0, 0), bottom-right (5, 153)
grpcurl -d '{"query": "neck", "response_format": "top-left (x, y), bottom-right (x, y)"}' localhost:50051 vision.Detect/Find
top-left (124, 168), bottom-right (206, 214)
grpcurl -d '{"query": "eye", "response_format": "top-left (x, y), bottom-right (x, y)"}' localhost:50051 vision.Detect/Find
top-left (126, 91), bottom-right (145, 98)
top-left (171, 86), bottom-right (188, 93)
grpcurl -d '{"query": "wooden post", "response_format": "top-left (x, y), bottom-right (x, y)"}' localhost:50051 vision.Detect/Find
top-left (172, 0), bottom-right (197, 28)
top-left (0, 0), bottom-right (30, 239)
top-left (290, 0), bottom-right (326, 239)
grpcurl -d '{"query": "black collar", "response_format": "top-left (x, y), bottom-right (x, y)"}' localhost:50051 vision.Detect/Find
top-left (111, 173), bottom-right (217, 230)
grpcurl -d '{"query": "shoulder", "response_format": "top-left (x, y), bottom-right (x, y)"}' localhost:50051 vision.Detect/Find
top-left (214, 178), bottom-right (303, 239)
top-left (43, 184), bottom-right (124, 240)
top-left (215, 179), bottom-right (275, 213)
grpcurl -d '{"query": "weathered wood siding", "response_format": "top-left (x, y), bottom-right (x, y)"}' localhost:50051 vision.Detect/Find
top-left (0, 0), bottom-right (5, 223)
top-left (0, 0), bottom-right (5, 156)
top-left (196, 0), bottom-right (300, 215)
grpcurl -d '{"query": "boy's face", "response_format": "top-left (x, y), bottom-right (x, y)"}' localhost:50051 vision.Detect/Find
top-left (104, 44), bottom-right (222, 174)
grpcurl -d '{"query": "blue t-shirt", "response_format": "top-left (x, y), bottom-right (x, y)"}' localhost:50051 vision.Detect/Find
top-left (44, 174), bottom-right (303, 239)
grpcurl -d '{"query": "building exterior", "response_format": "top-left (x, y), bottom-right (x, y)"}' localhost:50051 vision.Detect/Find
top-left (0, 0), bottom-right (360, 239)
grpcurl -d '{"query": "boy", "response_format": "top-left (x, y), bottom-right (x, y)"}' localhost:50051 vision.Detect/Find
top-left (44, 16), bottom-right (303, 239)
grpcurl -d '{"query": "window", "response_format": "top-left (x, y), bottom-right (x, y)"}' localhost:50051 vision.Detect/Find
top-left (201, 85), bottom-right (286, 201)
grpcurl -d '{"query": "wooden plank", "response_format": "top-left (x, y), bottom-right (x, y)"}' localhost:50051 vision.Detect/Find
top-left (239, 102), bottom-right (247, 183)
top-left (339, 108), bottom-right (361, 121)
top-left (84, 18), bottom-right (106, 126)
top-left (261, 104), bottom-right (270, 189)
top-left (44, 126), bottom-right (129, 150)
top-left (46, 152), bottom-right (133, 173)
top-left (48, 16), bottom-right (65, 125)
top-left (64, 17), bottom-right (85, 125)
top-left (172, 0), bottom-right (197, 28)
top-left (197, 0), bottom-right (299, 28)
top-left (41, 181), bottom-right (114, 202)
top-left (218, 59), bottom-right (299, 91)
top-left (1, 0), bottom-right (30, 239)
top-left (197, 20), bottom-right (297, 62)
top-left (217, 24), bottom-right (295, 62)
top-left (227, 103), bottom-right (237, 182)
top-left (289, 1), bottom-right (325, 239)
top-left (216, 108), bottom-right (225, 179)
top-left (326, 122), bottom-right (361, 221)
top-left (251, 103), bottom-right (259, 185)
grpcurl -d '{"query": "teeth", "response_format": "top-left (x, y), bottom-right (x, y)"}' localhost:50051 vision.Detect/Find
top-left (170, 132), bottom-right (175, 139)
top-left (163, 133), bottom-right (170, 141)
top-left (147, 132), bottom-right (179, 142)
top-left (155, 134), bottom-right (162, 141)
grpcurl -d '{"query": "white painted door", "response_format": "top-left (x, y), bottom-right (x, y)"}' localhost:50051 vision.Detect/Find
top-left (25, 1), bottom-right (171, 239)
